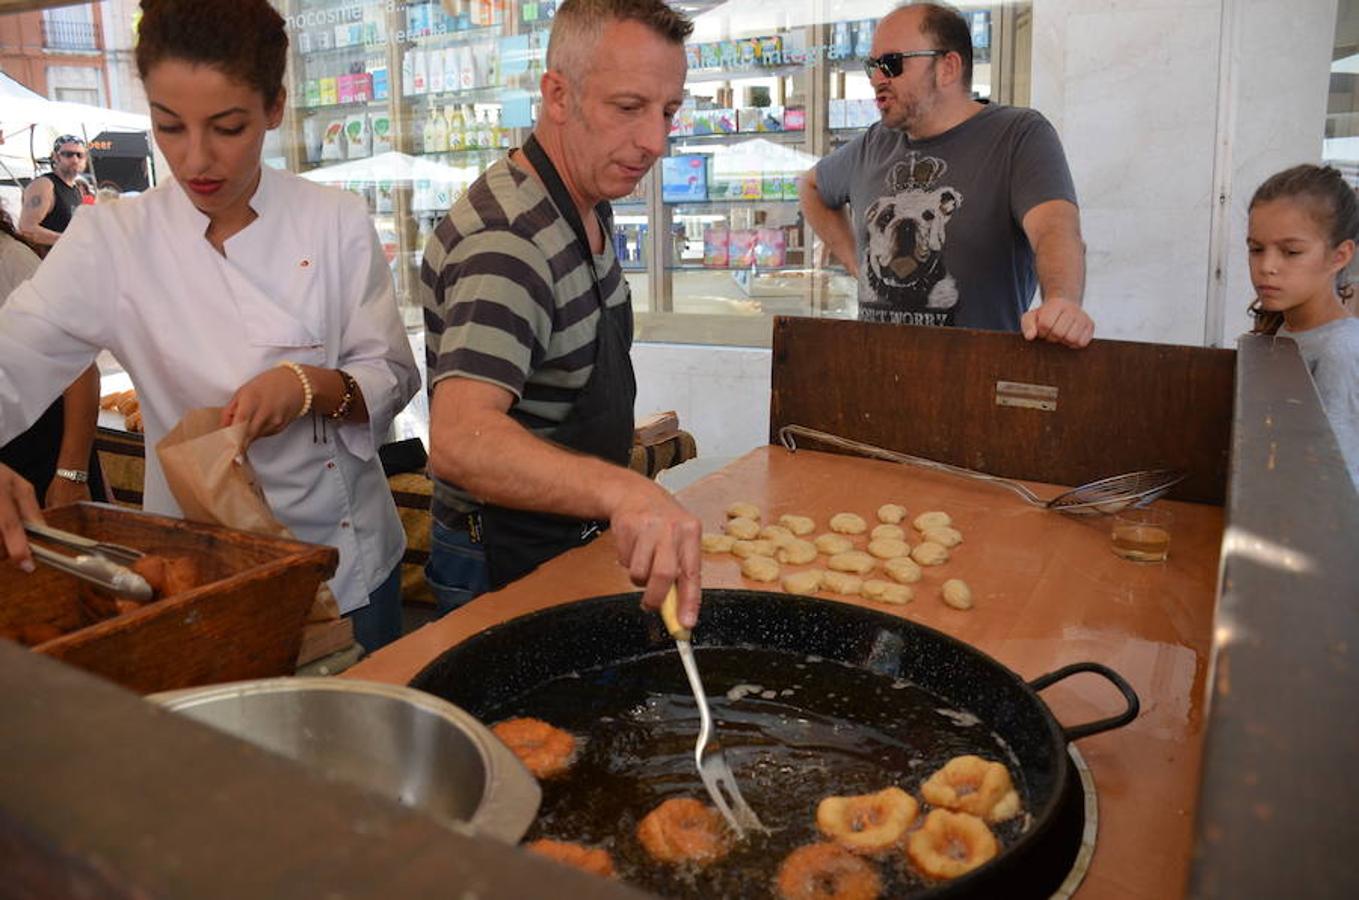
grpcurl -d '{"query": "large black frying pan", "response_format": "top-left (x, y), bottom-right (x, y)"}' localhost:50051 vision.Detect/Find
top-left (410, 590), bottom-right (1138, 898)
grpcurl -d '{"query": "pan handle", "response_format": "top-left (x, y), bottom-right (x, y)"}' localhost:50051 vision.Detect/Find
top-left (1028, 662), bottom-right (1140, 742)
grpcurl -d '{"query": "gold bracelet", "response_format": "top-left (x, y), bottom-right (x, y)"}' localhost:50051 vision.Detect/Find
top-left (328, 369), bottom-right (359, 421)
top-left (277, 361), bottom-right (313, 419)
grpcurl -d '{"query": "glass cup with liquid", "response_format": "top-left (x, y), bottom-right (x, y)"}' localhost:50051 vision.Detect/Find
top-left (1110, 506), bottom-right (1172, 562)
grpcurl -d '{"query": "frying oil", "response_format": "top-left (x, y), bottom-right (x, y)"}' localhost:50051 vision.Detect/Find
top-left (484, 648), bottom-right (1030, 897)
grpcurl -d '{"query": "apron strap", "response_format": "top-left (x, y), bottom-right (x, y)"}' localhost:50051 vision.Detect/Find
top-left (522, 133), bottom-right (612, 311)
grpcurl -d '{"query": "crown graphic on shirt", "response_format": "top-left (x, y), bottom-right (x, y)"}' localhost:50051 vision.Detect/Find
top-left (888, 152), bottom-right (949, 192)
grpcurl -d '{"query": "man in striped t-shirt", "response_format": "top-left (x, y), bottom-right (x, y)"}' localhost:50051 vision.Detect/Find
top-left (419, 0), bottom-right (704, 629)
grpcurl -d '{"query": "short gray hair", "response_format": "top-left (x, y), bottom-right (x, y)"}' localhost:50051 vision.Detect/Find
top-left (547, 0), bottom-right (694, 86)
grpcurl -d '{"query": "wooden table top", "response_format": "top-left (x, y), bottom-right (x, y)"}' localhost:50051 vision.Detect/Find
top-left (350, 447), bottom-right (1223, 900)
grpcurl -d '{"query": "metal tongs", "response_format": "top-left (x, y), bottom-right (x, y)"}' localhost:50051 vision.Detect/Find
top-left (23, 521), bottom-right (152, 601)
top-left (661, 586), bottom-right (765, 839)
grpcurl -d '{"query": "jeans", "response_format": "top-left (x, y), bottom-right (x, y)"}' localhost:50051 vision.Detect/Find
top-left (345, 563), bottom-right (403, 655)
top-left (425, 518), bottom-right (490, 616)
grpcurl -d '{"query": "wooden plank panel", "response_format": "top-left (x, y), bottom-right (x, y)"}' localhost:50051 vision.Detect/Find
top-left (770, 318), bottom-right (1235, 504)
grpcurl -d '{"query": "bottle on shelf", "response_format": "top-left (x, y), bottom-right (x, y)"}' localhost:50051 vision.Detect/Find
top-left (303, 57), bottom-right (321, 108)
top-left (464, 104), bottom-right (481, 148)
top-left (433, 106), bottom-right (450, 151)
top-left (446, 104), bottom-right (465, 151)
top-left (368, 55), bottom-right (389, 102)
top-left (481, 110), bottom-right (497, 150)
top-left (319, 59), bottom-right (339, 106)
top-left (413, 48), bottom-right (429, 95)
top-left (428, 45), bottom-right (445, 96)
top-left (458, 45), bottom-right (476, 91)
top-left (443, 46), bottom-right (461, 93)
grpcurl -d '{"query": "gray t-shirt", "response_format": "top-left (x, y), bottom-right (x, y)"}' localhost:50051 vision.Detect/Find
top-left (1280, 317), bottom-right (1359, 490)
top-left (814, 104), bottom-right (1077, 331)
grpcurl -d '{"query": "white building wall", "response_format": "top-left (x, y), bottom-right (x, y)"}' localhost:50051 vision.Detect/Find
top-left (1030, 0), bottom-right (1338, 347)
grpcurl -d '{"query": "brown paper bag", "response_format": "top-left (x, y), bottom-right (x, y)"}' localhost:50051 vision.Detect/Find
top-left (156, 408), bottom-right (341, 625)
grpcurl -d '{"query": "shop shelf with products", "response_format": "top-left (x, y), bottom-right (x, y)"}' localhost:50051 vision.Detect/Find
top-left (280, 0), bottom-right (549, 315)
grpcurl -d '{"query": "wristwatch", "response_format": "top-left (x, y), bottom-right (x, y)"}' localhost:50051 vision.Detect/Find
top-left (55, 468), bottom-right (89, 484)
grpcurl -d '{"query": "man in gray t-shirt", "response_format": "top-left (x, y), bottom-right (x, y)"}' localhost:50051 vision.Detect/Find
top-left (801, 2), bottom-right (1095, 347)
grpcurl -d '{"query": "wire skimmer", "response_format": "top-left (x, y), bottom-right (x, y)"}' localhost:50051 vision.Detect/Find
top-left (779, 425), bottom-right (1185, 515)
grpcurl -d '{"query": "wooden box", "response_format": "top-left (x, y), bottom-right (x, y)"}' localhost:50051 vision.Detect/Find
top-left (0, 503), bottom-right (338, 694)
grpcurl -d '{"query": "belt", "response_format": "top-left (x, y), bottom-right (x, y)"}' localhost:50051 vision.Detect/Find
top-left (439, 510), bottom-right (605, 544)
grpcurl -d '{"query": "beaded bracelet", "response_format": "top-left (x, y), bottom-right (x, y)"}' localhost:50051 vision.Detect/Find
top-left (328, 369), bottom-right (359, 421)
top-left (277, 361), bottom-right (314, 419)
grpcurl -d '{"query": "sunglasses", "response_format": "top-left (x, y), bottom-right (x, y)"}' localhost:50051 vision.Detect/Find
top-left (863, 49), bottom-right (944, 79)
top-left (59, 150), bottom-right (86, 159)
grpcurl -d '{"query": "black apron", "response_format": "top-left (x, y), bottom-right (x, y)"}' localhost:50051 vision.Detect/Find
top-left (476, 135), bottom-right (637, 589)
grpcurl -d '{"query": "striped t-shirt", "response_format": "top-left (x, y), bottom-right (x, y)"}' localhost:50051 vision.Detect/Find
top-left (419, 156), bottom-right (631, 517)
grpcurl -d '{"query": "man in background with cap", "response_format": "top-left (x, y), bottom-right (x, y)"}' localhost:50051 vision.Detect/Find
top-left (19, 136), bottom-right (90, 252)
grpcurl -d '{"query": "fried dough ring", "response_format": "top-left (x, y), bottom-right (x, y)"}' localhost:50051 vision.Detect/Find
top-left (920, 754), bottom-right (1021, 822)
top-left (816, 786), bottom-right (918, 855)
top-left (776, 843), bottom-right (882, 900)
top-left (905, 809), bottom-right (998, 880)
top-left (525, 839), bottom-right (616, 878)
top-left (636, 797), bottom-right (732, 865)
top-left (491, 717), bottom-right (576, 779)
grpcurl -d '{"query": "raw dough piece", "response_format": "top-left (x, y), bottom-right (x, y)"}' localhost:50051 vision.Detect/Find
top-left (741, 555), bottom-right (780, 582)
top-left (867, 538), bottom-right (910, 560)
top-left (877, 504), bottom-right (907, 524)
top-left (821, 571), bottom-right (863, 595)
top-left (726, 502), bottom-right (761, 520)
top-left (759, 524), bottom-right (796, 545)
top-left (782, 569), bottom-right (824, 596)
top-left (828, 550), bottom-right (876, 575)
top-left (862, 580), bottom-right (913, 605)
top-left (829, 513), bottom-right (868, 535)
top-left (885, 556), bottom-right (923, 584)
top-left (778, 514), bottom-right (816, 536)
top-left (701, 533), bottom-right (736, 553)
top-left (911, 542), bottom-right (950, 566)
top-left (870, 524), bottom-right (906, 542)
top-left (912, 511), bottom-right (952, 532)
top-left (776, 539), bottom-right (819, 565)
top-left (942, 579), bottom-right (974, 610)
top-left (725, 516), bottom-right (760, 540)
top-left (923, 526), bottom-right (963, 549)
top-left (732, 539), bottom-right (778, 559)
top-left (814, 533), bottom-right (854, 555)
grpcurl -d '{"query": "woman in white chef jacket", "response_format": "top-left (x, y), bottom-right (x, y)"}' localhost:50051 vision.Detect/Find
top-left (0, 0), bottom-right (421, 652)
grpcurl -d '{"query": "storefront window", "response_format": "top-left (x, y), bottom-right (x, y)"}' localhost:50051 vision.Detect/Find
top-left (1, 0), bottom-right (1037, 347)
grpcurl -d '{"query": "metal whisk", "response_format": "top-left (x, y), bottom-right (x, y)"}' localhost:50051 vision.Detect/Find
top-left (779, 425), bottom-right (1185, 516)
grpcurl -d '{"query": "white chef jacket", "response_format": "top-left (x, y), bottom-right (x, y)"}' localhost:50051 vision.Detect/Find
top-left (0, 165), bottom-right (421, 613)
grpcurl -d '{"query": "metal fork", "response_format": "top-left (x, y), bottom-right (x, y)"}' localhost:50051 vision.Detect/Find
top-left (661, 587), bottom-right (766, 839)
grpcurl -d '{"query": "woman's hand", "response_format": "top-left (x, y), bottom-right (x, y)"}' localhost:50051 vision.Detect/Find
top-left (45, 476), bottom-right (91, 508)
top-left (0, 464), bottom-right (42, 571)
top-left (221, 365), bottom-right (306, 444)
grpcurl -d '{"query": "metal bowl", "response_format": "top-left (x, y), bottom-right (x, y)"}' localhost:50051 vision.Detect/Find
top-left (147, 677), bottom-right (540, 843)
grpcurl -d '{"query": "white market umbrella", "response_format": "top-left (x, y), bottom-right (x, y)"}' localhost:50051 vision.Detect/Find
top-left (300, 151), bottom-right (473, 185)
top-left (0, 96), bottom-right (151, 187)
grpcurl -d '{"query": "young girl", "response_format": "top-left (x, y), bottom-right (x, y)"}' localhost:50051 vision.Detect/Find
top-left (1247, 164), bottom-right (1359, 490)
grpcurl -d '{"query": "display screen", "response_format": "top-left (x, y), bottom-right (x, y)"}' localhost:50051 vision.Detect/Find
top-left (661, 154), bottom-right (709, 203)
